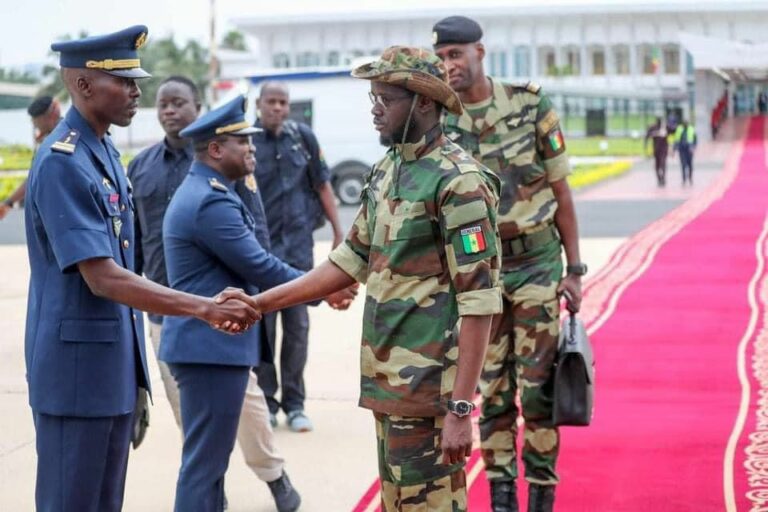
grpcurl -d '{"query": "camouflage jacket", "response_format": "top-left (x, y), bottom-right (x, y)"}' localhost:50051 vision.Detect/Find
top-left (329, 129), bottom-right (502, 417)
top-left (443, 78), bottom-right (570, 241)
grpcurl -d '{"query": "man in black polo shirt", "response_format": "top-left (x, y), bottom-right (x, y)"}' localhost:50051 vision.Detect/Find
top-left (128, 76), bottom-right (300, 512)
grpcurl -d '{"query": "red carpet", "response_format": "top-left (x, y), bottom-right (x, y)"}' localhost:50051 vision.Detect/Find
top-left (354, 117), bottom-right (768, 511)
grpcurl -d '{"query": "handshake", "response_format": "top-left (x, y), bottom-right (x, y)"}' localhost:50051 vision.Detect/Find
top-left (199, 284), bottom-right (360, 334)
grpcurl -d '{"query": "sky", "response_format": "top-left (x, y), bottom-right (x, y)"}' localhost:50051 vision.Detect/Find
top-left (1, 0), bottom-right (710, 70)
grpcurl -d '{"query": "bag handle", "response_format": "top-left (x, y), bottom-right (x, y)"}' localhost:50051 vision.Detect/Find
top-left (562, 289), bottom-right (579, 345)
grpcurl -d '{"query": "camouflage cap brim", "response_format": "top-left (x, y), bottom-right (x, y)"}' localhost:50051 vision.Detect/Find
top-left (352, 63), bottom-right (463, 115)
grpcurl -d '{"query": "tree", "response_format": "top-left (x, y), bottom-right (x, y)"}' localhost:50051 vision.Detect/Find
top-left (138, 36), bottom-right (209, 107)
top-left (220, 30), bottom-right (248, 52)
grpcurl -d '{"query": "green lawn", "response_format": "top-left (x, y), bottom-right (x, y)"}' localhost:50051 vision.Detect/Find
top-left (561, 113), bottom-right (656, 135)
top-left (566, 137), bottom-right (648, 157)
top-left (0, 145), bottom-right (34, 171)
top-left (0, 174), bottom-right (26, 201)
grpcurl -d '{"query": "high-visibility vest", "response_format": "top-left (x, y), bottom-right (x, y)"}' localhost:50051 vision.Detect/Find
top-left (674, 124), bottom-right (696, 146)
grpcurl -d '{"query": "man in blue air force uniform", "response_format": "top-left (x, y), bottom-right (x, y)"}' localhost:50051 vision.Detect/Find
top-left (24, 27), bottom-right (259, 512)
top-left (160, 96), bottom-right (354, 511)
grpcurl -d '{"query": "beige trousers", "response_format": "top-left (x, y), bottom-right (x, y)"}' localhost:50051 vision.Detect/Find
top-left (149, 321), bottom-right (284, 482)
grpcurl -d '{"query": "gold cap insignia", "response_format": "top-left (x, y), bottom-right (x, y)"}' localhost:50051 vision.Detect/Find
top-left (215, 121), bottom-right (251, 135)
top-left (432, 31), bottom-right (438, 46)
top-left (135, 32), bottom-right (147, 50)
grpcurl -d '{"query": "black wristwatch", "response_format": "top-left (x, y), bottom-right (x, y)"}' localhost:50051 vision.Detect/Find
top-left (2, 198), bottom-right (13, 209)
top-left (446, 399), bottom-right (475, 417)
top-left (566, 263), bottom-right (588, 276)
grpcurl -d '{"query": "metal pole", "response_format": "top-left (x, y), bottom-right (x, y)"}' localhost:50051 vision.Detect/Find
top-left (209, 0), bottom-right (218, 105)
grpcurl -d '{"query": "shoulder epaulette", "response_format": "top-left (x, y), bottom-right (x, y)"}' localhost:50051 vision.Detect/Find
top-left (508, 81), bottom-right (541, 95)
top-left (50, 129), bottom-right (80, 154)
top-left (209, 177), bottom-right (228, 192)
top-left (525, 81), bottom-right (541, 94)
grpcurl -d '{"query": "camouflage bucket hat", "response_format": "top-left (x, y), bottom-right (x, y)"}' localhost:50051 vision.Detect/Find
top-left (351, 46), bottom-right (463, 115)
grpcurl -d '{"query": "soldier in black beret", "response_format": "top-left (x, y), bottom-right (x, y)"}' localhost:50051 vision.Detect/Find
top-left (432, 15), bottom-right (483, 47)
top-left (433, 14), bottom-right (585, 512)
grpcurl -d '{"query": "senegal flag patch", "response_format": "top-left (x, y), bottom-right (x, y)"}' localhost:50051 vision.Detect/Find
top-left (460, 226), bottom-right (486, 254)
top-left (549, 129), bottom-right (564, 152)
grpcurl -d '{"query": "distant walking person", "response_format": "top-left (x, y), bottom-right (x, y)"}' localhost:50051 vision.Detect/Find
top-left (0, 96), bottom-right (61, 220)
top-left (673, 120), bottom-right (697, 185)
top-left (645, 117), bottom-right (669, 186)
top-left (758, 92), bottom-right (767, 114)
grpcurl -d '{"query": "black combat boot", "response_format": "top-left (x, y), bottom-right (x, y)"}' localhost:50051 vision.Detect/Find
top-left (490, 479), bottom-right (519, 512)
top-left (527, 483), bottom-right (555, 512)
top-left (267, 471), bottom-right (301, 512)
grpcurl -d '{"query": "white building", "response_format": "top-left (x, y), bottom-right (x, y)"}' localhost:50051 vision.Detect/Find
top-left (210, 1), bottom-right (768, 200)
top-left (225, 1), bottom-right (768, 140)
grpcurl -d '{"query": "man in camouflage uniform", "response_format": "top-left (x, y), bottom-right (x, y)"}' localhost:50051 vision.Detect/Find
top-left (230, 46), bottom-right (503, 511)
top-left (433, 16), bottom-right (586, 512)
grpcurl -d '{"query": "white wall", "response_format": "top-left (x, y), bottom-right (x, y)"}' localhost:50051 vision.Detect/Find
top-left (694, 70), bottom-right (727, 143)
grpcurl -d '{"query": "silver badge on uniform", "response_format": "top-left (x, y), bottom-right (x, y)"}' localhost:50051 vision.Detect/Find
top-left (112, 217), bottom-right (123, 238)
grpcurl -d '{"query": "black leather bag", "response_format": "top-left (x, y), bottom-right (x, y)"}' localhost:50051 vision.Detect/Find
top-left (553, 314), bottom-right (594, 426)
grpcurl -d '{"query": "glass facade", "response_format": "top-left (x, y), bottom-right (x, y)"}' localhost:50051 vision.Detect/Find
top-left (663, 45), bottom-right (680, 74)
top-left (489, 50), bottom-right (508, 77)
top-left (613, 45), bottom-right (630, 75)
top-left (592, 48), bottom-right (605, 75)
top-left (514, 45), bottom-right (531, 77)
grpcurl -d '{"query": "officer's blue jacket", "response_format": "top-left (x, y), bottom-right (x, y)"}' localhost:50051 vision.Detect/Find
top-left (160, 162), bottom-right (303, 367)
top-left (24, 107), bottom-right (150, 417)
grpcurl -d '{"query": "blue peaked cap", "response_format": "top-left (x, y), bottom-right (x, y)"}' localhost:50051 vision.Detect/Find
top-left (51, 25), bottom-right (151, 79)
top-left (180, 95), bottom-right (261, 142)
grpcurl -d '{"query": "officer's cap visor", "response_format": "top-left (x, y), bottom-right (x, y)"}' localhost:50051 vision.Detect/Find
top-left (101, 67), bottom-right (152, 79)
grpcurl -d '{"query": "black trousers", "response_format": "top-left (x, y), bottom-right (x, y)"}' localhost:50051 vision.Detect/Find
top-left (653, 146), bottom-right (668, 185)
top-left (679, 147), bottom-right (694, 183)
top-left (257, 304), bottom-right (310, 414)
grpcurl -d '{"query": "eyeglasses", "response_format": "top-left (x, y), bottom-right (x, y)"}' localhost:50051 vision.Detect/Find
top-left (368, 91), bottom-right (413, 109)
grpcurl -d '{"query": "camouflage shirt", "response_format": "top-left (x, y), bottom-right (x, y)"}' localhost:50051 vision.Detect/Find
top-left (443, 78), bottom-right (571, 240)
top-left (329, 129), bottom-right (502, 417)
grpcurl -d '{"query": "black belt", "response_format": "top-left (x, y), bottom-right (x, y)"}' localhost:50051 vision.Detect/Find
top-left (502, 225), bottom-right (559, 257)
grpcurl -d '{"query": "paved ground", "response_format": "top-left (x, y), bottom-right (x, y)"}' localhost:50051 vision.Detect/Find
top-left (0, 136), bottom-right (731, 510)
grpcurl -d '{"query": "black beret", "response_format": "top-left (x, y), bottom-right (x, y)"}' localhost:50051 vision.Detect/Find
top-left (432, 16), bottom-right (483, 47)
top-left (27, 96), bottom-right (54, 117)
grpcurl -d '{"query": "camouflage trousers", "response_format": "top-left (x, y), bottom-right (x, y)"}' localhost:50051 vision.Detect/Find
top-left (374, 413), bottom-right (467, 511)
top-left (479, 239), bottom-right (562, 485)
